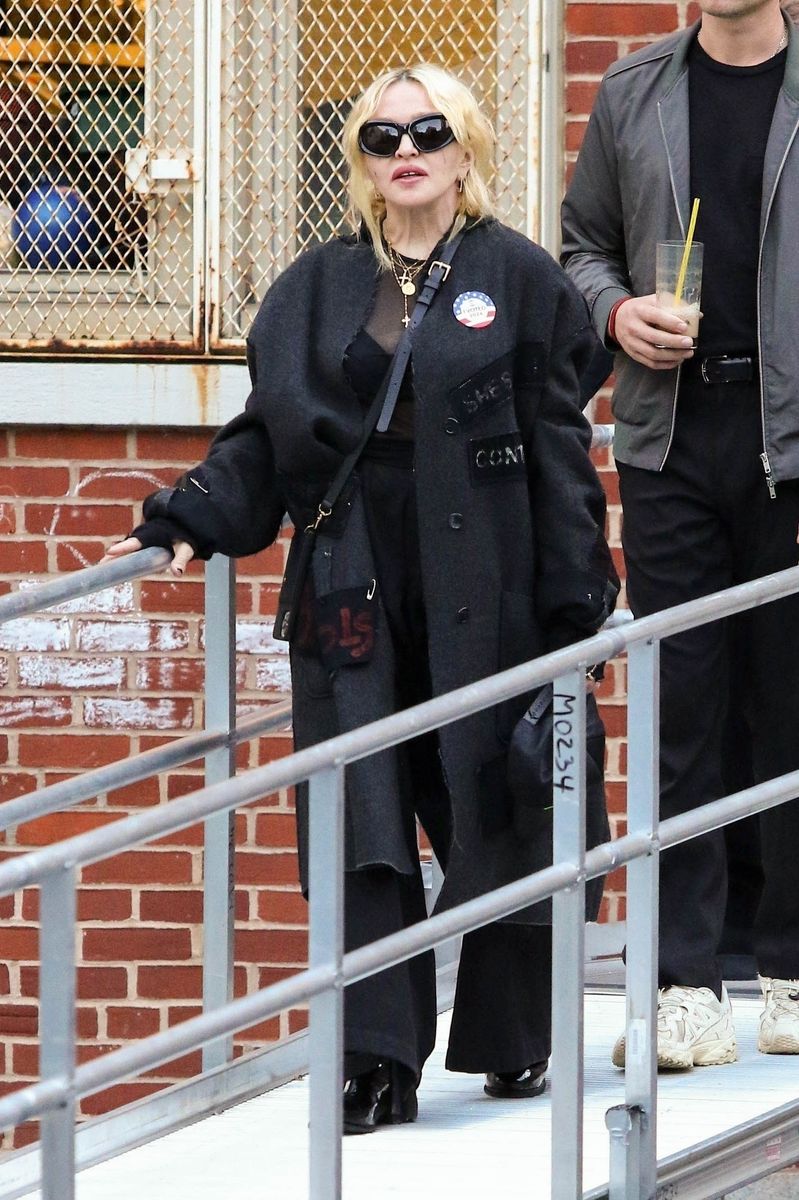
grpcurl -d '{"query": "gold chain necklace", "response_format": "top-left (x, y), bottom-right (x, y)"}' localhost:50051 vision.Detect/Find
top-left (387, 245), bottom-right (427, 328)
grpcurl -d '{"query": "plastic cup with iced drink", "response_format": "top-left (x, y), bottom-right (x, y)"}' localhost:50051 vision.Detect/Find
top-left (656, 240), bottom-right (703, 346)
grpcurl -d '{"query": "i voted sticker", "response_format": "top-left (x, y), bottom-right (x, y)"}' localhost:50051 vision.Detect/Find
top-left (453, 291), bottom-right (496, 329)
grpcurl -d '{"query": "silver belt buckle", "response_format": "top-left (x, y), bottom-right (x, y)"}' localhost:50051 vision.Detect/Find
top-left (701, 354), bottom-right (729, 385)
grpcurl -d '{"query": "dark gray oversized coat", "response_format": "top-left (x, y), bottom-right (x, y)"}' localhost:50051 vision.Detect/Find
top-left (145, 218), bottom-right (618, 923)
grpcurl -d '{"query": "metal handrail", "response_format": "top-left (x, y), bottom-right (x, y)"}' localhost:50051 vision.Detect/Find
top-left (1, 565), bottom-right (799, 1199)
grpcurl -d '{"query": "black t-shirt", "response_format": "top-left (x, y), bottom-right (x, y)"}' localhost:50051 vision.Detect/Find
top-left (688, 37), bottom-right (786, 355)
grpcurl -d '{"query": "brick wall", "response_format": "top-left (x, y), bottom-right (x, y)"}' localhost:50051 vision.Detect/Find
top-left (0, 428), bottom-right (305, 1147)
top-left (0, 0), bottom-right (707, 1148)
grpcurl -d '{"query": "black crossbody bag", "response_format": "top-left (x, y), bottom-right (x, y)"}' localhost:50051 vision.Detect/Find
top-left (274, 231), bottom-right (464, 644)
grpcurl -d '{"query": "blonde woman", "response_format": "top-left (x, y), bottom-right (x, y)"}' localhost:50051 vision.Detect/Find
top-left (106, 64), bottom-right (617, 1130)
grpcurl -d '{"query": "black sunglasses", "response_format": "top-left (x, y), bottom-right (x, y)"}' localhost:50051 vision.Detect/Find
top-left (358, 113), bottom-right (455, 157)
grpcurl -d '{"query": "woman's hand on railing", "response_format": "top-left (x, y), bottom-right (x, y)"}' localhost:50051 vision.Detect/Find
top-left (102, 536), bottom-right (196, 577)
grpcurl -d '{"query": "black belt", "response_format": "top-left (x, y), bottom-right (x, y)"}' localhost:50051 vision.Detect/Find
top-left (683, 353), bottom-right (758, 385)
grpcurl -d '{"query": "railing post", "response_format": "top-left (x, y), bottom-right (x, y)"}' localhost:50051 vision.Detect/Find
top-left (308, 765), bottom-right (345, 1200)
top-left (551, 668), bottom-right (587, 1200)
top-left (39, 865), bottom-right (77, 1200)
top-left (610, 638), bottom-right (660, 1200)
top-left (202, 554), bottom-right (237, 1071)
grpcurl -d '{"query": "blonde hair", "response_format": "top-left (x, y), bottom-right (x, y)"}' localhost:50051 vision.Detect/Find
top-left (341, 63), bottom-right (496, 268)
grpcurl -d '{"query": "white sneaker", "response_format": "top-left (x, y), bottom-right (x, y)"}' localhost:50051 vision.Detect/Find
top-left (757, 976), bottom-right (799, 1054)
top-left (611, 984), bottom-right (738, 1071)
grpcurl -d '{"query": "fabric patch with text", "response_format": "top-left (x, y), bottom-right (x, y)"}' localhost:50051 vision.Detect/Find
top-left (468, 432), bottom-right (527, 486)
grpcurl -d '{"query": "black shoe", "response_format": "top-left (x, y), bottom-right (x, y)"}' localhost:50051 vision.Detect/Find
top-left (343, 1061), bottom-right (419, 1134)
top-left (484, 1059), bottom-right (548, 1099)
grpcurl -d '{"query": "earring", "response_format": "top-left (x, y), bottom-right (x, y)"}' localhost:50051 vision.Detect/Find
top-left (456, 177), bottom-right (464, 193)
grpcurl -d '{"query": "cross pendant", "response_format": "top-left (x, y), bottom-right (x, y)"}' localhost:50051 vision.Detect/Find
top-left (402, 313), bottom-right (410, 327)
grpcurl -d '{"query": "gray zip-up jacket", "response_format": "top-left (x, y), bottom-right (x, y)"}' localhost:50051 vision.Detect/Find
top-left (561, 19), bottom-right (799, 488)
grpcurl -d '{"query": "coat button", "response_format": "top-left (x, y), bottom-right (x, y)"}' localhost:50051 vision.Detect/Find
top-left (448, 512), bottom-right (464, 529)
top-left (456, 606), bottom-right (470, 623)
top-left (444, 417), bottom-right (460, 435)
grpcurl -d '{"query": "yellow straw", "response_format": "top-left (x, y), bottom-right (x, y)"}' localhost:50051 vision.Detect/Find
top-left (674, 197), bottom-right (701, 305)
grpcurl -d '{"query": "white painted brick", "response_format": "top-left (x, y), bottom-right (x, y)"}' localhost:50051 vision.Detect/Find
top-left (254, 659), bottom-right (292, 694)
top-left (0, 619), bottom-right (71, 652)
top-left (76, 621), bottom-right (189, 652)
top-left (17, 656), bottom-right (126, 689)
top-left (18, 580), bottom-right (135, 615)
top-left (0, 696), bottom-right (71, 725)
top-left (84, 698), bottom-right (195, 730)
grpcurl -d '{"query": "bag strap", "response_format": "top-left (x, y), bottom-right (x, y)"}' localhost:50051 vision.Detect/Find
top-left (305, 229), bottom-right (465, 534)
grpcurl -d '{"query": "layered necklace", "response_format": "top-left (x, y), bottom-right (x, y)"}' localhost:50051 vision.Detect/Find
top-left (387, 244), bottom-right (427, 328)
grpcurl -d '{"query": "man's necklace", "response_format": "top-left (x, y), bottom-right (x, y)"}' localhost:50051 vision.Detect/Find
top-left (776, 23), bottom-right (788, 54)
top-left (387, 245), bottom-right (427, 328)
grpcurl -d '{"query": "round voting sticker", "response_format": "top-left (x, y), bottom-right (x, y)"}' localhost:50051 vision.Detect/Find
top-left (453, 291), bottom-right (497, 329)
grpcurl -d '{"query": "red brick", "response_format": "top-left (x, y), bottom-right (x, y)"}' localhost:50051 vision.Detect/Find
top-left (235, 928), bottom-right (307, 964)
top-left (25, 504), bottom-right (133, 537)
top-left (56, 542), bottom-right (108, 571)
top-left (81, 1081), bottom-right (165, 1117)
top-left (155, 1049), bottom-right (203, 1078)
top-left (236, 852), bottom-right (298, 886)
top-left (238, 1016), bottom-right (281, 1042)
top-left (253, 812), bottom-right (299, 847)
top-left (106, 1006), bottom-right (161, 1039)
top-left (605, 781), bottom-right (627, 815)
top-left (17, 810), bottom-right (120, 846)
top-left (135, 430), bottom-right (214, 460)
top-left (15, 430), bottom-right (129, 460)
top-left (10, 1123), bottom-right (40, 1150)
top-left (139, 581), bottom-right (205, 614)
top-left (83, 927), bottom-right (192, 961)
top-left (0, 928), bottom-right (38, 958)
top-left (566, 80), bottom-right (601, 115)
top-left (76, 620), bottom-right (190, 652)
top-left (0, 467), bottom-right (70, 496)
top-left (0, 964), bottom-right (9, 991)
top-left (566, 119), bottom-right (589, 153)
top-left (256, 734), bottom-right (294, 765)
top-left (135, 657), bottom-right (204, 691)
top-left (0, 505), bottom-right (14, 534)
top-left (258, 584), bottom-right (281, 616)
top-left (235, 544), bottom-right (285, 577)
top-left (165, 774), bottom-right (205, 800)
top-left (83, 850), bottom-right (195, 886)
top-left (257, 966), bottom-right (296, 989)
top-left (0, 541), bottom-right (48, 572)
top-left (138, 965), bottom-right (203, 1000)
top-left (0, 1005), bottom-right (37, 1035)
top-left (0, 895), bottom-right (14, 919)
top-left (77, 966), bottom-right (129, 1000)
top-left (152, 822), bottom-right (205, 847)
top-left (12, 1043), bottom-right (39, 1076)
top-left (165, 1005), bottom-right (202, 1026)
top-left (106, 777), bottom-right (161, 807)
top-left (76, 468), bottom-right (175, 500)
top-left (566, 4), bottom-right (678, 37)
top-left (139, 889), bottom-right (204, 923)
top-left (19, 734), bottom-right (130, 769)
top-left (288, 1009), bottom-right (309, 1035)
top-left (257, 889), bottom-right (308, 925)
top-left (598, 702), bottom-right (626, 738)
top-left (0, 771), bottom-right (38, 801)
top-left (566, 38), bottom-right (620, 74)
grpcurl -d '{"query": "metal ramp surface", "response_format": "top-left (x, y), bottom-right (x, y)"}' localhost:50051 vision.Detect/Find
top-left (17, 992), bottom-right (798, 1199)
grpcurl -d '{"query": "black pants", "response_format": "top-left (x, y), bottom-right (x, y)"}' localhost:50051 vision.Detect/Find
top-left (342, 449), bottom-right (552, 1081)
top-left (617, 378), bottom-right (799, 997)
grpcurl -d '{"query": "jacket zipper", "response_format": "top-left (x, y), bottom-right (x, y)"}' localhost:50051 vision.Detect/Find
top-left (657, 97), bottom-right (685, 472)
top-left (755, 119), bottom-right (799, 499)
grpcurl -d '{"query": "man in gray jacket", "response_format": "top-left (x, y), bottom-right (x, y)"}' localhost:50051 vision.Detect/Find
top-left (562, 0), bottom-right (799, 1069)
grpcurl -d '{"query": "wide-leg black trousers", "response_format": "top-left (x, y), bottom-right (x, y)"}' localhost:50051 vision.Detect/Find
top-left (342, 449), bottom-right (552, 1082)
top-left (617, 377), bottom-right (799, 997)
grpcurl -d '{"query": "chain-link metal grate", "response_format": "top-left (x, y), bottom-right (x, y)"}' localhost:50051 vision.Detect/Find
top-left (214, 0), bottom-right (535, 344)
top-left (0, 0), bottom-right (198, 347)
top-left (0, 0), bottom-right (536, 350)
